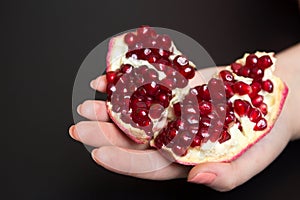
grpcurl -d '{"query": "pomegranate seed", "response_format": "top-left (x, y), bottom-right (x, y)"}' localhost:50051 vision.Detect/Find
top-left (233, 81), bottom-right (252, 95)
top-left (215, 103), bottom-right (227, 117)
top-left (191, 135), bottom-right (202, 147)
top-left (157, 34), bottom-right (171, 49)
top-left (158, 49), bottom-right (171, 57)
top-left (179, 65), bottom-right (195, 79)
top-left (157, 92), bottom-right (169, 108)
top-left (133, 101), bottom-right (148, 109)
top-left (225, 113), bottom-right (235, 124)
top-left (137, 65), bottom-right (148, 74)
top-left (137, 25), bottom-right (156, 39)
top-left (254, 118), bottom-right (267, 131)
top-left (250, 67), bottom-right (264, 80)
top-left (173, 145), bottom-right (188, 156)
top-left (199, 101), bottom-right (212, 115)
top-left (175, 75), bottom-right (188, 88)
top-left (250, 82), bottom-right (262, 96)
top-left (145, 38), bottom-right (158, 48)
top-left (160, 78), bottom-right (174, 89)
top-left (177, 132), bottom-right (194, 147)
top-left (224, 83), bottom-right (234, 98)
top-left (219, 70), bottom-right (234, 82)
top-left (208, 78), bottom-right (226, 101)
top-left (124, 33), bottom-right (137, 47)
top-left (149, 104), bottom-right (164, 119)
top-left (257, 55), bottom-right (273, 69)
top-left (198, 126), bottom-right (209, 138)
top-left (200, 117), bottom-right (211, 127)
top-left (144, 82), bottom-right (159, 96)
top-left (154, 135), bottom-right (164, 149)
top-left (148, 55), bottom-right (159, 63)
top-left (120, 64), bottom-right (133, 74)
top-left (194, 84), bottom-right (210, 101)
top-left (259, 103), bottom-right (268, 115)
top-left (112, 104), bottom-right (121, 112)
top-left (262, 79), bottom-right (273, 93)
top-left (251, 94), bottom-right (263, 107)
top-left (137, 87), bottom-right (147, 96)
top-left (248, 107), bottom-right (262, 122)
top-left (106, 71), bottom-right (118, 84)
top-left (120, 114), bottom-right (131, 124)
top-left (168, 128), bottom-right (178, 140)
top-left (186, 114), bottom-right (199, 124)
top-left (132, 42), bottom-right (143, 50)
top-left (218, 130), bottom-right (231, 144)
top-left (231, 62), bottom-right (242, 73)
top-left (208, 128), bottom-right (222, 142)
top-left (237, 66), bottom-right (251, 77)
top-left (234, 99), bottom-right (251, 117)
top-left (236, 119), bottom-right (243, 131)
top-left (173, 55), bottom-right (189, 67)
top-left (173, 103), bottom-right (181, 117)
top-left (106, 83), bottom-right (116, 97)
top-left (133, 108), bottom-right (148, 119)
top-left (153, 62), bottom-right (168, 71)
top-left (159, 85), bottom-right (172, 97)
top-left (245, 54), bottom-right (258, 67)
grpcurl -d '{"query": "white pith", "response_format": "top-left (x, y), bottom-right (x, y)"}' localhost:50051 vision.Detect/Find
top-left (106, 31), bottom-right (287, 165)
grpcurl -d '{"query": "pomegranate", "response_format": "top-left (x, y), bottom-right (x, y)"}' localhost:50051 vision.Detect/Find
top-left (105, 26), bottom-right (288, 165)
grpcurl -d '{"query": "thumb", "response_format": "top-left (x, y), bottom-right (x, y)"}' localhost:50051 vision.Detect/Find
top-left (187, 114), bottom-right (290, 191)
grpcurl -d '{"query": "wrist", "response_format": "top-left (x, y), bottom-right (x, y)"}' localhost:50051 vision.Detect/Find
top-left (275, 43), bottom-right (300, 140)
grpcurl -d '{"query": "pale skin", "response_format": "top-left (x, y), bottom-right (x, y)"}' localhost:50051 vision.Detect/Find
top-left (69, 43), bottom-right (300, 191)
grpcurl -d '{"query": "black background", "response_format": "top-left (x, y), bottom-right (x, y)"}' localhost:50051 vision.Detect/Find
top-left (2, 0), bottom-right (300, 199)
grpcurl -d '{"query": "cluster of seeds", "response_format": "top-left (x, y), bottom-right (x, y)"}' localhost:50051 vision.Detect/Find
top-left (154, 54), bottom-right (274, 156)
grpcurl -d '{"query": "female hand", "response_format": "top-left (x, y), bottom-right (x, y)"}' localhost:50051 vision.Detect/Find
top-left (69, 43), bottom-right (300, 191)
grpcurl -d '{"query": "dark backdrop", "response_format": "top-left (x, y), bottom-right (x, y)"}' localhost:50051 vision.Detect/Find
top-left (2, 0), bottom-right (300, 199)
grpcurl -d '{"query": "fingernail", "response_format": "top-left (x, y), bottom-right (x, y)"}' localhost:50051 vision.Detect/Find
top-left (69, 125), bottom-right (80, 141)
top-left (77, 104), bottom-right (82, 115)
top-left (91, 149), bottom-right (102, 163)
top-left (188, 172), bottom-right (216, 185)
top-left (90, 79), bottom-right (96, 89)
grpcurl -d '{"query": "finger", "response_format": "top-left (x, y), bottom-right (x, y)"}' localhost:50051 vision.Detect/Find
top-left (77, 100), bottom-right (110, 121)
top-left (92, 146), bottom-right (190, 180)
top-left (187, 114), bottom-right (290, 191)
top-left (90, 75), bottom-right (106, 93)
top-left (69, 121), bottom-right (148, 149)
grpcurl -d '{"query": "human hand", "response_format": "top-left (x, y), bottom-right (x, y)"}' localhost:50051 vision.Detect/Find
top-left (69, 61), bottom-right (296, 191)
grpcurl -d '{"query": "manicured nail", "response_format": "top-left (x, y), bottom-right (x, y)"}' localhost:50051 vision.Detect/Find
top-left (77, 104), bottom-right (82, 115)
top-left (90, 79), bottom-right (96, 89)
top-left (69, 125), bottom-right (80, 141)
top-left (188, 172), bottom-right (216, 185)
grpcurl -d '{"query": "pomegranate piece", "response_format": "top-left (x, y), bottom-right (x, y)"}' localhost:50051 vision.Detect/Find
top-left (105, 26), bottom-right (288, 165)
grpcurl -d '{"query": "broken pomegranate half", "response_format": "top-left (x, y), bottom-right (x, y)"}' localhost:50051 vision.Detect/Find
top-left (105, 26), bottom-right (288, 165)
